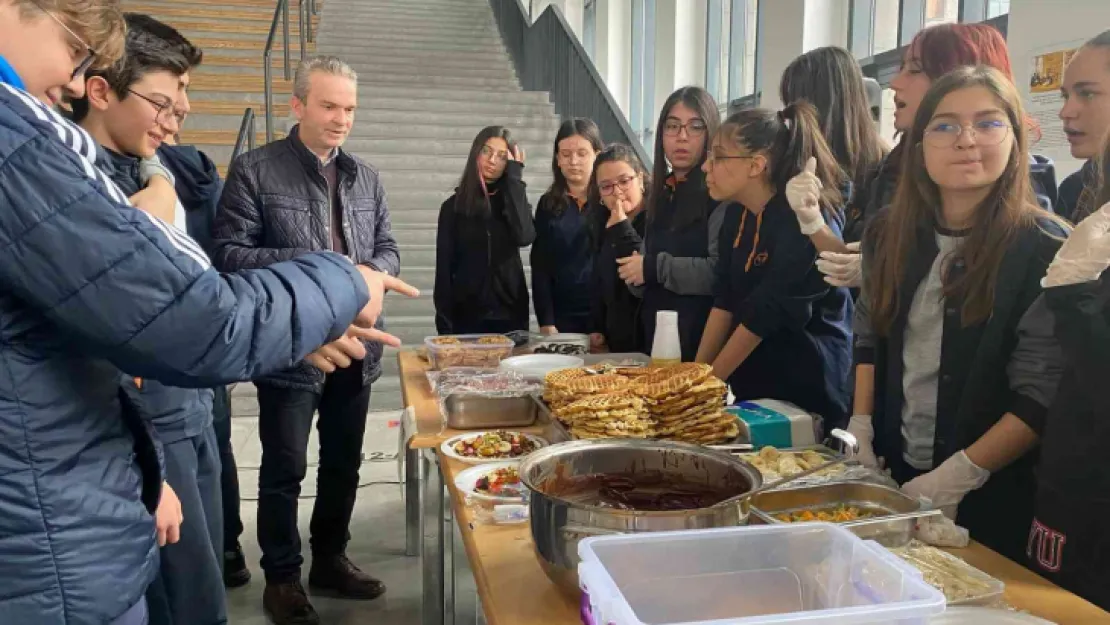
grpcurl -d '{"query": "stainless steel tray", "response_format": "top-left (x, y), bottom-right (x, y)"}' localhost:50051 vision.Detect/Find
top-left (443, 393), bottom-right (538, 429)
top-left (751, 481), bottom-right (941, 547)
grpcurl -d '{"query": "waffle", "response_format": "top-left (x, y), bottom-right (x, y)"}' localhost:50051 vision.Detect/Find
top-left (557, 391), bottom-right (644, 414)
top-left (634, 363), bottom-right (713, 399)
top-left (562, 374), bottom-right (630, 395)
top-left (544, 367), bottom-right (589, 389)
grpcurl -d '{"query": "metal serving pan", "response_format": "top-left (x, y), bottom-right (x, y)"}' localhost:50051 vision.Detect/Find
top-left (443, 393), bottom-right (538, 429)
top-left (751, 481), bottom-right (941, 547)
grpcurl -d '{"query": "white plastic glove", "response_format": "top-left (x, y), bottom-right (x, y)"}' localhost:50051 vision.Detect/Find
top-left (901, 450), bottom-right (989, 520)
top-left (786, 157), bottom-right (825, 236)
top-left (816, 241), bottom-right (863, 288)
top-left (914, 516), bottom-right (970, 548)
top-left (1043, 202), bottom-right (1110, 288)
top-left (846, 414), bottom-right (879, 469)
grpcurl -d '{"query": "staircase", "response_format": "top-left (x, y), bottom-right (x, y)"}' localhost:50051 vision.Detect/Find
top-left (127, 0), bottom-right (559, 410)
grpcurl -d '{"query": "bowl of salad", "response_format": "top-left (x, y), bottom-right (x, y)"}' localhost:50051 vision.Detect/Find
top-left (454, 461), bottom-right (530, 524)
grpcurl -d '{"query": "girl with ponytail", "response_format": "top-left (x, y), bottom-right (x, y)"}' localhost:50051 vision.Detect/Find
top-left (695, 101), bottom-right (853, 426)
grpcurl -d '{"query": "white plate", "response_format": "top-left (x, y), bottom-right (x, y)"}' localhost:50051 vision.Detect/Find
top-left (929, 607), bottom-right (1055, 624)
top-left (498, 354), bottom-right (584, 378)
top-left (440, 431), bottom-right (549, 465)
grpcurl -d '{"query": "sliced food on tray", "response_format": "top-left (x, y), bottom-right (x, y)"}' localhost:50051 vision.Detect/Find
top-left (742, 446), bottom-right (846, 481)
top-left (773, 504), bottom-right (878, 523)
top-left (891, 541), bottom-right (1005, 605)
top-left (452, 430), bottom-right (541, 459)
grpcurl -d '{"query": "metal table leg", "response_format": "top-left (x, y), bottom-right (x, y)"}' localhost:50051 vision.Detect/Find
top-left (445, 481), bottom-right (456, 625)
top-left (405, 445), bottom-right (423, 557)
top-left (422, 449), bottom-right (445, 625)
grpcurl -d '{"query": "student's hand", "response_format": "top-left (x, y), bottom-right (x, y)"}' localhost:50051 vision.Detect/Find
top-left (785, 157), bottom-right (825, 236)
top-left (354, 266), bottom-right (420, 334)
top-left (508, 144), bottom-right (526, 164)
top-left (590, 333), bottom-right (607, 349)
top-left (846, 414), bottom-right (879, 468)
top-left (617, 252), bottom-right (645, 286)
top-left (129, 177), bottom-right (178, 223)
top-left (155, 482), bottom-right (184, 547)
top-left (816, 242), bottom-right (863, 288)
top-left (1043, 202), bottom-right (1110, 288)
top-left (305, 332), bottom-right (368, 372)
top-left (901, 450), bottom-right (989, 519)
top-left (540, 326), bottom-right (559, 336)
top-left (606, 197), bottom-right (630, 227)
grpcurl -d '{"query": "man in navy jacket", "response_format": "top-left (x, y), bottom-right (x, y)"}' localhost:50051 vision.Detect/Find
top-left (0, 2), bottom-right (414, 623)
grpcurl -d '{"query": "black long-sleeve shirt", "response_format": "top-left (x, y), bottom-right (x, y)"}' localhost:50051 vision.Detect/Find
top-left (434, 161), bottom-right (535, 334)
top-left (591, 208), bottom-right (646, 352)
top-left (531, 193), bottom-right (594, 331)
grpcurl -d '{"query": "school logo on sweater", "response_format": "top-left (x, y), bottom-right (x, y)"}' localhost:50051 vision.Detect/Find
top-left (1027, 518), bottom-right (1067, 573)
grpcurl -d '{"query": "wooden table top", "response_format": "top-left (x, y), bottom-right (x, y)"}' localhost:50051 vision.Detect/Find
top-left (400, 350), bottom-right (1110, 624)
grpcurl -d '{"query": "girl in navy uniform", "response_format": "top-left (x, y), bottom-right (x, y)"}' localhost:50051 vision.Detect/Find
top-left (854, 67), bottom-right (1068, 563)
top-left (1055, 31), bottom-right (1110, 222)
top-left (531, 118), bottom-right (603, 335)
top-left (694, 102), bottom-right (853, 428)
top-left (589, 144), bottom-right (651, 354)
top-left (435, 126), bottom-right (535, 334)
top-left (617, 86), bottom-right (723, 360)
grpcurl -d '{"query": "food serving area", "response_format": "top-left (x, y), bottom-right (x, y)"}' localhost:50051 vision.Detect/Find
top-left (396, 349), bottom-right (1110, 625)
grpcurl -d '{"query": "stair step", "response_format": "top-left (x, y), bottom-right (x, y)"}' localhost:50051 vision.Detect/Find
top-left (202, 139), bottom-right (555, 168)
top-left (126, 4), bottom-right (324, 24)
top-left (187, 37), bottom-right (314, 54)
top-left (199, 53), bottom-right (515, 75)
top-left (161, 18), bottom-right (308, 37)
top-left (129, 0), bottom-right (317, 8)
top-left (188, 100), bottom-right (289, 117)
top-left (313, 36), bottom-right (505, 53)
top-left (189, 74), bottom-right (293, 93)
top-left (312, 44), bottom-right (510, 63)
top-left (346, 123), bottom-right (558, 141)
top-left (179, 129), bottom-right (275, 146)
top-left (187, 85), bottom-right (551, 105)
top-left (389, 227), bottom-right (439, 246)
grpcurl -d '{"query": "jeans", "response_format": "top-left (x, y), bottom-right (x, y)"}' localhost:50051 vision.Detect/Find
top-left (146, 426), bottom-right (227, 625)
top-left (256, 364), bottom-right (371, 582)
top-left (211, 385), bottom-right (243, 550)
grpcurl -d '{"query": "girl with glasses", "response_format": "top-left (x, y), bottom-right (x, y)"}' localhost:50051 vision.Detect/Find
top-left (695, 102), bottom-right (853, 428)
top-left (531, 118), bottom-right (603, 336)
top-left (619, 86), bottom-right (723, 361)
top-left (853, 66), bottom-right (1069, 563)
top-left (434, 125), bottom-right (535, 335)
top-left (588, 144), bottom-right (651, 353)
top-left (813, 23), bottom-right (1060, 289)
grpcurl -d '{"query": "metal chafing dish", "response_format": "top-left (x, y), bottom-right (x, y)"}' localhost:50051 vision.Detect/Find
top-left (519, 439), bottom-right (763, 596)
top-left (750, 481), bottom-right (941, 547)
top-left (442, 393), bottom-right (538, 429)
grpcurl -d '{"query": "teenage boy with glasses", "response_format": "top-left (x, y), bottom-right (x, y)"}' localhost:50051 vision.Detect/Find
top-left (0, 2), bottom-right (415, 623)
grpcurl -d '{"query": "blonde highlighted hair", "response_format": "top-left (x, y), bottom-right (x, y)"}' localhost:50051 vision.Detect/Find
top-left (16, 0), bottom-right (127, 69)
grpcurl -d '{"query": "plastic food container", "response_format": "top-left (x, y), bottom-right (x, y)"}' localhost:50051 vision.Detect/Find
top-left (424, 334), bottom-right (515, 370)
top-left (454, 461), bottom-right (529, 525)
top-left (578, 523), bottom-right (945, 625)
top-left (892, 543), bottom-right (1005, 607)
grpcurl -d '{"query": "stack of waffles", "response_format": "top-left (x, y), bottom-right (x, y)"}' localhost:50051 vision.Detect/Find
top-left (542, 363), bottom-right (738, 445)
top-left (633, 364), bottom-right (737, 444)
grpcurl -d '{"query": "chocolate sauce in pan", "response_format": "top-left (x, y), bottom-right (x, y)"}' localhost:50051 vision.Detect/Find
top-left (550, 470), bottom-right (744, 511)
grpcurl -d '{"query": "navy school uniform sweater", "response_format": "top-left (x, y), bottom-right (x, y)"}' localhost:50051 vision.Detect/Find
top-left (714, 193), bottom-right (854, 427)
top-left (531, 192), bottom-right (594, 333)
top-left (591, 206), bottom-right (647, 353)
top-left (640, 167), bottom-right (726, 361)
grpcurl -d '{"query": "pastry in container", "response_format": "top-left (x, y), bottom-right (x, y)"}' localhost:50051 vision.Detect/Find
top-left (454, 462), bottom-right (529, 524)
top-left (425, 334), bottom-right (515, 370)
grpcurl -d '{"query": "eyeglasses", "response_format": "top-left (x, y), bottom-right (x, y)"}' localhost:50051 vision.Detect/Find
top-left (598, 175), bottom-right (639, 196)
top-left (28, 0), bottom-right (98, 80)
top-left (128, 89), bottom-right (186, 126)
top-left (923, 119), bottom-right (1011, 148)
top-left (705, 151), bottom-right (756, 166)
top-left (480, 144), bottom-right (510, 164)
top-left (663, 118), bottom-right (708, 137)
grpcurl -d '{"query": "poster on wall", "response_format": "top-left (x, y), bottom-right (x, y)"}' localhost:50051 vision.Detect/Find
top-left (1025, 39), bottom-right (1087, 170)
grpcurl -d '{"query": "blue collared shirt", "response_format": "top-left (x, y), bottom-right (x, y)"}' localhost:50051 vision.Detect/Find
top-left (0, 55), bottom-right (25, 90)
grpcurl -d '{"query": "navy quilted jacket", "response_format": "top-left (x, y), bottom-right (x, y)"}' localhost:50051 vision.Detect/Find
top-left (0, 82), bottom-right (369, 624)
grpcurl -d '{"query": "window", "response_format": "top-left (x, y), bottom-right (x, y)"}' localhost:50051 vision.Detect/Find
top-left (583, 0), bottom-right (597, 60)
top-left (986, 0), bottom-right (1009, 17)
top-left (872, 0), bottom-right (900, 55)
top-left (923, 0), bottom-right (958, 26)
top-left (630, 0), bottom-right (657, 150)
top-left (705, 0), bottom-right (759, 106)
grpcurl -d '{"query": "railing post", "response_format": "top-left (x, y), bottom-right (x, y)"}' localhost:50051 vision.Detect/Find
top-left (282, 0), bottom-right (291, 80)
top-left (264, 50), bottom-right (275, 143)
top-left (248, 110), bottom-right (256, 152)
top-left (300, 0), bottom-right (310, 52)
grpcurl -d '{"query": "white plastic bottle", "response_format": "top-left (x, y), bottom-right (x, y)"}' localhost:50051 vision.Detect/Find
top-left (650, 310), bottom-right (682, 366)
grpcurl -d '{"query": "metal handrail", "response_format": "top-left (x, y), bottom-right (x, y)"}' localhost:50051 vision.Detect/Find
top-left (231, 108), bottom-right (257, 163)
top-left (262, 0), bottom-right (292, 143)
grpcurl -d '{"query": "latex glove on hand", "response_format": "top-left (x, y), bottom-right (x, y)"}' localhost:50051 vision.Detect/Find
top-left (901, 450), bottom-right (989, 519)
top-left (785, 157), bottom-right (825, 236)
top-left (914, 515), bottom-right (970, 548)
top-left (816, 242), bottom-right (863, 288)
top-left (1043, 202), bottom-right (1110, 288)
top-left (846, 415), bottom-right (880, 468)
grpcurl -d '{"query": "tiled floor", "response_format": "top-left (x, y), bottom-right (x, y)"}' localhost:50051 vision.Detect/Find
top-left (225, 401), bottom-right (479, 624)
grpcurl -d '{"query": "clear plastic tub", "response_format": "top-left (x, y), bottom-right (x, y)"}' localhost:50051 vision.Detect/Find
top-left (578, 523), bottom-right (945, 625)
top-left (424, 334), bottom-right (515, 370)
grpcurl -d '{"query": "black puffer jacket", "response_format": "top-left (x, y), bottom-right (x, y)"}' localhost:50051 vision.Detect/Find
top-left (212, 125), bottom-right (400, 392)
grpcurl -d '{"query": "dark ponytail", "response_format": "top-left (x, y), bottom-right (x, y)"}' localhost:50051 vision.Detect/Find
top-left (718, 101), bottom-right (846, 214)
